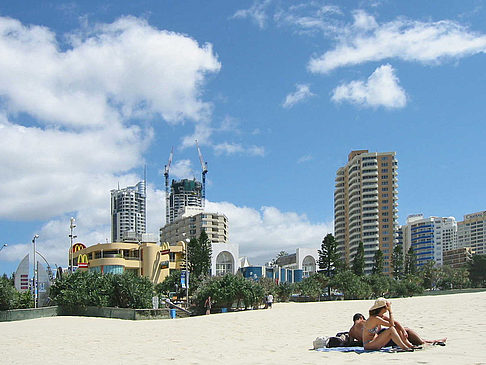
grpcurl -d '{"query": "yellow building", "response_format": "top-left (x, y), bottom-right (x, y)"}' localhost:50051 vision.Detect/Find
top-left (71, 240), bottom-right (186, 284)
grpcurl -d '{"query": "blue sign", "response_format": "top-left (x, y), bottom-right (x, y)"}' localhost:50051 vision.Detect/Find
top-left (181, 271), bottom-right (188, 289)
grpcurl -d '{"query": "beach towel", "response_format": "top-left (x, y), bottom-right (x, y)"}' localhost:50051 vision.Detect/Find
top-left (315, 346), bottom-right (397, 354)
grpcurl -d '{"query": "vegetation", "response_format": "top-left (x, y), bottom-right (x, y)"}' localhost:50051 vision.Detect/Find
top-left (404, 246), bottom-right (417, 275)
top-left (0, 276), bottom-right (34, 310)
top-left (372, 249), bottom-right (384, 275)
top-left (187, 231), bottom-right (212, 280)
top-left (468, 254), bottom-right (486, 287)
top-left (318, 233), bottom-right (342, 296)
top-left (391, 244), bottom-right (404, 279)
top-left (352, 242), bottom-right (365, 276)
top-left (50, 271), bottom-right (153, 311)
top-left (193, 274), bottom-right (265, 310)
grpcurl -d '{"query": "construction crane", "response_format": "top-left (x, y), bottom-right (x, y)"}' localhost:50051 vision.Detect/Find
top-left (195, 140), bottom-right (208, 207)
top-left (164, 147), bottom-right (174, 225)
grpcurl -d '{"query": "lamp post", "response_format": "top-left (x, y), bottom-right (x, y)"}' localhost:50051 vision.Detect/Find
top-left (32, 234), bottom-right (39, 308)
top-left (69, 217), bottom-right (77, 273)
top-left (0, 243), bottom-right (7, 252)
top-left (183, 234), bottom-right (190, 309)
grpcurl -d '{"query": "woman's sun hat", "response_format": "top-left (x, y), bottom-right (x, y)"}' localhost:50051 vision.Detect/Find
top-left (369, 297), bottom-right (388, 311)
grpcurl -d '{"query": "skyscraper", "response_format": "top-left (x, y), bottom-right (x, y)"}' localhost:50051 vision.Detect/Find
top-left (111, 181), bottom-right (146, 242)
top-left (168, 178), bottom-right (203, 224)
top-left (334, 150), bottom-right (398, 274)
top-left (457, 210), bottom-right (486, 255)
top-left (400, 214), bottom-right (457, 267)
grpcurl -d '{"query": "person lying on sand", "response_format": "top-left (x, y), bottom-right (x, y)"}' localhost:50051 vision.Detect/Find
top-left (349, 312), bottom-right (446, 347)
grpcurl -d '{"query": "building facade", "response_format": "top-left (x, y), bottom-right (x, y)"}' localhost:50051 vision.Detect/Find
top-left (72, 236), bottom-right (186, 284)
top-left (400, 214), bottom-right (457, 268)
top-left (457, 211), bottom-right (486, 255)
top-left (111, 181), bottom-right (146, 243)
top-left (160, 212), bottom-right (228, 244)
top-left (168, 179), bottom-right (203, 224)
top-left (334, 150), bottom-right (398, 274)
top-left (443, 247), bottom-right (473, 269)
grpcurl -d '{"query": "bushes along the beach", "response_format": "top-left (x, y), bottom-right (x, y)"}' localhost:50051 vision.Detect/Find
top-left (193, 273), bottom-right (265, 310)
top-left (0, 275), bottom-right (34, 310)
top-left (50, 270), bottom-right (153, 311)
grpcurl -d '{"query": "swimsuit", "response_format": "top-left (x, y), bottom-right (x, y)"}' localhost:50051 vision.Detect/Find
top-left (363, 326), bottom-right (380, 345)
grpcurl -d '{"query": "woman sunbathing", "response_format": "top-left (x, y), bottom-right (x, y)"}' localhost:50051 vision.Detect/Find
top-left (362, 298), bottom-right (415, 351)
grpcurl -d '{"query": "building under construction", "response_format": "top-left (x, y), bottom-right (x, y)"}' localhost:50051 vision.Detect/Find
top-left (168, 178), bottom-right (203, 224)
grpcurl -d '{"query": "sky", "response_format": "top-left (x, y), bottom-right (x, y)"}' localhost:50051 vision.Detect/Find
top-left (1, 0), bottom-right (486, 276)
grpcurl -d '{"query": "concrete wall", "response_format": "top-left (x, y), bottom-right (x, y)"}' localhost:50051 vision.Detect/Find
top-left (1, 306), bottom-right (190, 322)
top-left (0, 306), bottom-right (58, 322)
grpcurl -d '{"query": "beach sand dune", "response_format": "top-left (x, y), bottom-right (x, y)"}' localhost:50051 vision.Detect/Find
top-left (1, 291), bottom-right (485, 364)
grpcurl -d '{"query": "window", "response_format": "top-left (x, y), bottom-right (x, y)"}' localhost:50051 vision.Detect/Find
top-left (382, 200), bottom-right (389, 204)
top-left (381, 156), bottom-right (388, 160)
top-left (382, 187), bottom-right (389, 191)
top-left (381, 181), bottom-right (389, 185)
top-left (381, 169), bottom-right (388, 173)
top-left (216, 251), bottom-right (234, 275)
top-left (382, 193), bottom-right (388, 198)
top-left (382, 224), bottom-right (389, 228)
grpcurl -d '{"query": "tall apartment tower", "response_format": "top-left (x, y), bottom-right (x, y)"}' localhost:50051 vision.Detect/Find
top-left (457, 210), bottom-right (486, 255)
top-left (168, 178), bottom-right (203, 224)
top-left (400, 214), bottom-right (457, 267)
top-left (111, 181), bottom-right (146, 242)
top-left (334, 150), bottom-right (398, 274)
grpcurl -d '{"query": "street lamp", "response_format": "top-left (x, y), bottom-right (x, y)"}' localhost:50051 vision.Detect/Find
top-left (32, 234), bottom-right (39, 308)
top-left (69, 217), bottom-right (77, 273)
top-left (183, 233), bottom-right (190, 309)
top-left (0, 243), bottom-right (7, 252)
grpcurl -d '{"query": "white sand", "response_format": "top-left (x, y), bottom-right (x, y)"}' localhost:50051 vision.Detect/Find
top-left (1, 291), bottom-right (485, 365)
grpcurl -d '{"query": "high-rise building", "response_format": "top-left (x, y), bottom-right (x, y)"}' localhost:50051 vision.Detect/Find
top-left (111, 181), bottom-right (146, 242)
top-left (160, 212), bottom-right (228, 244)
top-left (168, 178), bottom-right (203, 224)
top-left (457, 210), bottom-right (486, 255)
top-left (334, 150), bottom-right (398, 274)
top-left (400, 214), bottom-right (457, 267)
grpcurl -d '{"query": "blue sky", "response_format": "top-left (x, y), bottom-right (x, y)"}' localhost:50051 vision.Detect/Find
top-left (1, 0), bottom-right (486, 276)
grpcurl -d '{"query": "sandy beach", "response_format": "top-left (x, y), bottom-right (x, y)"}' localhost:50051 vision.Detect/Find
top-left (1, 291), bottom-right (485, 365)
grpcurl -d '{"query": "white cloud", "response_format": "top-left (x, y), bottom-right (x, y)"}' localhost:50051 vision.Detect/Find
top-left (207, 201), bottom-right (333, 265)
top-left (331, 64), bottom-right (407, 109)
top-left (282, 84), bottom-right (315, 108)
top-left (297, 154), bottom-right (313, 164)
top-left (232, 0), bottom-right (273, 29)
top-left (0, 16), bottom-right (220, 127)
top-left (213, 142), bottom-right (265, 157)
top-left (170, 160), bottom-right (196, 180)
top-left (0, 16), bottom-right (220, 222)
top-left (274, 3), bottom-right (342, 35)
top-left (309, 12), bottom-right (486, 73)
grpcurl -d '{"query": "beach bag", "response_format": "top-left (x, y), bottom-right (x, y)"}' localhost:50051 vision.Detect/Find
top-left (313, 336), bottom-right (330, 349)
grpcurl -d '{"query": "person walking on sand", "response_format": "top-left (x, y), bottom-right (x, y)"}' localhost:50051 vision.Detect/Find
top-left (362, 298), bottom-right (416, 351)
top-left (267, 293), bottom-right (273, 309)
top-left (205, 296), bottom-right (212, 315)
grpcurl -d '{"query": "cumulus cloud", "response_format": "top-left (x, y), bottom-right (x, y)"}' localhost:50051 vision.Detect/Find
top-left (0, 16), bottom-right (220, 127)
top-left (206, 201), bottom-right (333, 265)
top-left (331, 64), bottom-right (407, 109)
top-left (170, 160), bottom-right (196, 180)
top-left (309, 11), bottom-right (486, 73)
top-left (0, 16), bottom-right (220, 221)
top-left (282, 84), bottom-right (315, 108)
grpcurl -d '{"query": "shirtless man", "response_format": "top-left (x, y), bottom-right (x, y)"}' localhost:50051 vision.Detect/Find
top-left (348, 312), bottom-right (442, 346)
